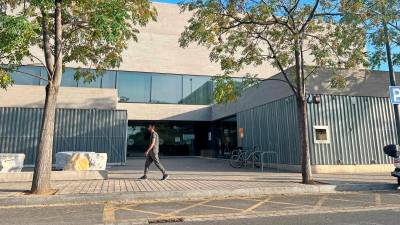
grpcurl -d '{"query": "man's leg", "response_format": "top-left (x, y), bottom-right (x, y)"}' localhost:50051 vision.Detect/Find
top-left (143, 155), bottom-right (153, 177)
top-left (151, 153), bottom-right (166, 175)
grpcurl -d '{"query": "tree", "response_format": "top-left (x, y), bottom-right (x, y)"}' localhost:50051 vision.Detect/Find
top-left (179, 0), bottom-right (367, 183)
top-left (0, 0), bottom-right (156, 194)
top-left (355, 0), bottom-right (400, 143)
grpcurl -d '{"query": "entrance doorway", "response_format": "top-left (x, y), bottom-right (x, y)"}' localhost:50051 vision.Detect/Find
top-left (126, 121), bottom-right (211, 157)
top-left (212, 116), bottom-right (238, 158)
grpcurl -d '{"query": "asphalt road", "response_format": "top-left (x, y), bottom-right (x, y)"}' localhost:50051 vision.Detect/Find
top-left (0, 191), bottom-right (399, 225)
top-left (165, 209), bottom-right (400, 225)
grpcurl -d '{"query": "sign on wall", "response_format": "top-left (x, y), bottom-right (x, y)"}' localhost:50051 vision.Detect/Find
top-left (389, 86), bottom-right (400, 104)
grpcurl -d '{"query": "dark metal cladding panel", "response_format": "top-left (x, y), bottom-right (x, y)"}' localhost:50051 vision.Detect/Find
top-left (307, 95), bottom-right (396, 165)
top-left (237, 95), bottom-right (301, 165)
top-left (0, 107), bottom-right (127, 165)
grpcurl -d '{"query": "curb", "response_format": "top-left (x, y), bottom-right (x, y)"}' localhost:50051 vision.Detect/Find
top-left (0, 183), bottom-right (397, 207)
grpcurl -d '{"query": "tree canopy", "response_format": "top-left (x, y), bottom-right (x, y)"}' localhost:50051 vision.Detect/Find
top-left (179, 0), bottom-right (368, 103)
top-left (0, 0), bottom-right (157, 84)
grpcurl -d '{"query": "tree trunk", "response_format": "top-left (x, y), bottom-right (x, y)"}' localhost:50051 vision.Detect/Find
top-left (297, 95), bottom-right (312, 183)
top-left (294, 44), bottom-right (313, 184)
top-left (31, 0), bottom-right (63, 194)
top-left (31, 84), bottom-right (59, 194)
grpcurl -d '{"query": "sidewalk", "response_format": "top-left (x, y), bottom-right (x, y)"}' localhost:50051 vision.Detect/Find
top-left (0, 158), bottom-right (398, 206)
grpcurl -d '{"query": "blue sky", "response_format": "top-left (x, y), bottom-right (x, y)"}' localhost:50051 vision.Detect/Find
top-left (154, 0), bottom-right (180, 3)
top-left (153, 0), bottom-right (398, 72)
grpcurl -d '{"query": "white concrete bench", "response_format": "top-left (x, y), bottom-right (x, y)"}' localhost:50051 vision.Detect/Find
top-left (0, 153), bottom-right (25, 172)
top-left (55, 151), bottom-right (107, 171)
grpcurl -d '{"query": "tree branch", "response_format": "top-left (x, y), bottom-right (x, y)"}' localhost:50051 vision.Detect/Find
top-left (304, 66), bottom-right (318, 81)
top-left (40, 8), bottom-right (54, 80)
top-left (261, 36), bottom-right (298, 95)
top-left (3, 68), bottom-right (49, 82)
top-left (28, 54), bottom-right (52, 77)
top-left (299, 0), bottom-right (320, 33)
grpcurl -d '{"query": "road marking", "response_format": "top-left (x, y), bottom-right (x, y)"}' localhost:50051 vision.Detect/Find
top-left (375, 193), bottom-right (382, 206)
top-left (202, 204), bottom-right (242, 211)
top-left (314, 196), bottom-right (328, 209)
top-left (160, 199), bottom-right (211, 217)
top-left (120, 207), bottom-right (166, 216)
top-left (242, 197), bottom-right (270, 213)
top-left (102, 202), bottom-right (116, 225)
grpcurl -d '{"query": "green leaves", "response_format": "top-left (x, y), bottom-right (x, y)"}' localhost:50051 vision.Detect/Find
top-left (0, 0), bottom-right (157, 88)
top-left (0, 13), bottom-right (38, 66)
top-left (212, 73), bottom-right (259, 104)
top-left (349, 0), bottom-right (400, 69)
top-left (0, 68), bottom-right (14, 89)
top-left (180, 0), bottom-right (368, 102)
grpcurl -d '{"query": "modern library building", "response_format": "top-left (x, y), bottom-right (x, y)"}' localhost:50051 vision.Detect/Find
top-left (0, 2), bottom-right (398, 172)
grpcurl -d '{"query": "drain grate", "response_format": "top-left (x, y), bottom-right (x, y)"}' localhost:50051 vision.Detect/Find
top-left (148, 217), bottom-right (184, 224)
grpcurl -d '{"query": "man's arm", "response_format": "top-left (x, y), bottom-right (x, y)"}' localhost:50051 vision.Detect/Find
top-left (145, 136), bottom-right (156, 156)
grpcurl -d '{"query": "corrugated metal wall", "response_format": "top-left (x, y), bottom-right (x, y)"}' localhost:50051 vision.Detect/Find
top-left (308, 95), bottom-right (396, 165)
top-left (0, 107), bottom-right (127, 165)
top-left (236, 94), bottom-right (397, 166)
top-left (237, 96), bottom-right (300, 164)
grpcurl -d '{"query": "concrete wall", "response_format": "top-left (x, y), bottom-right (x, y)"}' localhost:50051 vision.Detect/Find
top-left (0, 85), bottom-right (118, 109)
top-left (212, 74), bottom-right (294, 120)
top-left (305, 69), bottom-right (397, 97)
top-left (118, 102), bottom-right (211, 121)
top-left (212, 68), bottom-right (398, 120)
top-left (20, 2), bottom-right (310, 79)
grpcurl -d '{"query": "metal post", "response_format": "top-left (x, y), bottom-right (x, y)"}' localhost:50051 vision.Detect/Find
top-left (384, 22), bottom-right (400, 144)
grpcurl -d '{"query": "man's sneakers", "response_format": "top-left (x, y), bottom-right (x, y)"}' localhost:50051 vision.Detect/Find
top-left (161, 174), bottom-right (169, 181)
top-left (139, 174), bottom-right (169, 181)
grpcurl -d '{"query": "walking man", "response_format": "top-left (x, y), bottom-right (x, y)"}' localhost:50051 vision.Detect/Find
top-left (140, 124), bottom-right (169, 180)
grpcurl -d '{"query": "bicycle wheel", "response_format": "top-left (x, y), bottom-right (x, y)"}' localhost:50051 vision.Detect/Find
top-left (229, 150), bottom-right (244, 168)
top-left (252, 154), bottom-right (261, 168)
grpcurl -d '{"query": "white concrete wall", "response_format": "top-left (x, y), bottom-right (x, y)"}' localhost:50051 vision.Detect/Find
top-left (20, 2), bottom-right (302, 79)
top-left (211, 68), bottom-right (397, 120)
top-left (118, 102), bottom-right (211, 121)
top-left (306, 69), bottom-right (395, 97)
top-left (0, 85), bottom-right (118, 109)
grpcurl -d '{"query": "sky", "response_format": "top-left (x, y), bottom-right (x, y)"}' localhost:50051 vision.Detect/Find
top-left (152, 0), bottom-right (398, 72)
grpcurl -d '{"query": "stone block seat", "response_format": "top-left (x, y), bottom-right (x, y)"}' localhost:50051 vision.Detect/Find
top-left (0, 153), bottom-right (25, 172)
top-left (55, 152), bottom-right (107, 171)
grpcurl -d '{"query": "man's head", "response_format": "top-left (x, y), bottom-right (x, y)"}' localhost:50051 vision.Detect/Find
top-left (147, 123), bottom-right (156, 133)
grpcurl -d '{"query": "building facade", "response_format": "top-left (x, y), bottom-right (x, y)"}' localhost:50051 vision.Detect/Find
top-left (0, 2), bottom-right (398, 172)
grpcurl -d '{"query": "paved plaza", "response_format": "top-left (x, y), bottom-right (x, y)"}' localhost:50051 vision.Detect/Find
top-left (0, 158), bottom-right (397, 201)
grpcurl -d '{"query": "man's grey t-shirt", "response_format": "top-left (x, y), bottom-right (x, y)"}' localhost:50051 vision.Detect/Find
top-left (150, 131), bottom-right (159, 154)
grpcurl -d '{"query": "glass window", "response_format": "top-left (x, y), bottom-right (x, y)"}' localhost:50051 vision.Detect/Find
top-left (314, 125), bottom-right (330, 144)
top-left (101, 70), bottom-right (116, 89)
top-left (11, 66), bottom-right (41, 85)
top-left (151, 74), bottom-right (182, 104)
top-left (61, 68), bottom-right (78, 87)
top-left (182, 76), bottom-right (212, 105)
top-left (39, 68), bottom-right (48, 86)
top-left (117, 71), bottom-right (151, 103)
top-left (77, 70), bottom-right (101, 88)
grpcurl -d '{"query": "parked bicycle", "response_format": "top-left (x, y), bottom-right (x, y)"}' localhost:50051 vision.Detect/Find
top-left (229, 147), bottom-right (261, 168)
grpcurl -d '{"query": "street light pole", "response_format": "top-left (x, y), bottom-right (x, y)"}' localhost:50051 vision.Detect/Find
top-left (384, 21), bottom-right (400, 144)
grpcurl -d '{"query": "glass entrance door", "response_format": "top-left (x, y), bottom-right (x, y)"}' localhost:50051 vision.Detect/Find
top-left (127, 121), bottom-right (210, 157)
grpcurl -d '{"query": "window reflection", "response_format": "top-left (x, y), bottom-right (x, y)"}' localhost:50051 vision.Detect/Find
top-left (77, 70), bottom-right (101, 88)
top-left (11, 66), bottom-right (41, 85)
top-left (8, 65), bottom-right (215, 105)
top-left (182, 76), bottom-right (212, 105)
top-left (117, 71), bottom-right (151, 103)
top-left (61, 68), bottom-right (78, 87)
top-left (101, 70), bottom-right (116, 89)
top-left (151, 74), bottom-right (182, 104)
